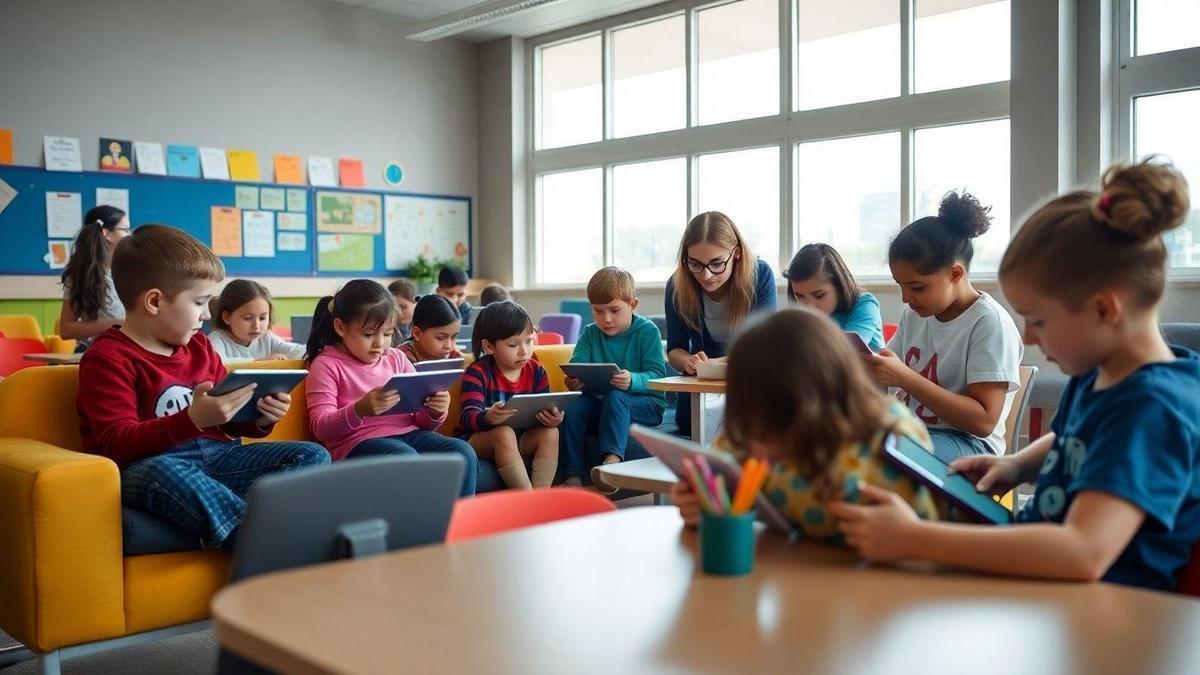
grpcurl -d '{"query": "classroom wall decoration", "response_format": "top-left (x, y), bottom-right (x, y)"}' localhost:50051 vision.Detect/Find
top-left (384, 194), bottom-right (469, 270)
top-left (315, 191), bottom-right (382, 235)
top-left (99, 139), bottom-right (133, 172)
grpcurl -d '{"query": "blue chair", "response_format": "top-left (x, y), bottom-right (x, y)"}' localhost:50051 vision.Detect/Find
top-left (559, 299), bottom-right (592, 331)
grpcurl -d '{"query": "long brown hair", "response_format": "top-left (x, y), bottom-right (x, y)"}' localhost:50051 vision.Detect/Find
top-left (212, 279), bottom-right (275, 331)
top-left (671, 212), bottom-right (756, 332)
top-left (783, 243), bottom-right (862, 313)
top-left (61, 205), bottom-right (125, 319)
top-left (999, 159), bottom-right (1190, 309)
top-left (725, 308), bottom-right (890, 494)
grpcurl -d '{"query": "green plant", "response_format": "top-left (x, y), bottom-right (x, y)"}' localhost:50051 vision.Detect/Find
top-left (406, 255), bottom-right (469, 283)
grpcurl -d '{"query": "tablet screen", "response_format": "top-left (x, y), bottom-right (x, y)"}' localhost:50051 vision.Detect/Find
top-left (880, 433), bottom-right (1013, 525)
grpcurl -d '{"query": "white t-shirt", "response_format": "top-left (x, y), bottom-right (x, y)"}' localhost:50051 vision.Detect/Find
top-left (888, 292), bottom-right (1023, 455)
top-left (207, 328), bottom-right (307, 362)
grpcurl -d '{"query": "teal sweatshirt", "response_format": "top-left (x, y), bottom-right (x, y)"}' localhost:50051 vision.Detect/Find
top-left (570, 314), bottom-right (668, 410)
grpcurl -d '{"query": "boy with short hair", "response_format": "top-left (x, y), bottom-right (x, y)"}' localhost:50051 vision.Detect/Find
top-left (479, 283), bottom-right (511, 306)
top-left (79, 224), bottom-right (329, 548)
top-left (436, 265), bottom-right (473, 324)
top-left (560, 267), bottom-right (667, 492)
top-left (387, 278), bottom-right (418, 344)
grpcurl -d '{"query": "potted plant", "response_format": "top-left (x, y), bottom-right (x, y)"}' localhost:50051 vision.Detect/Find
top-left (406, 254), bottom-right (439, 295)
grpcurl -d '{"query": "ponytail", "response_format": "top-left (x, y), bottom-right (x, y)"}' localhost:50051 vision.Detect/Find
top-left (61, 205), bottom-right (126, 319)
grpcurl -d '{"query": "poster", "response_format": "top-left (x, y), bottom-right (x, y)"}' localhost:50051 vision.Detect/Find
top-left (211, 206), bottom-right (242, 256)
top-left (338, 158), bottom-right (365, 187)
top-left (273, 154), bottom-right (304, 184)
top-left (45, 192), bottom-right (82, 238)
top-left (235, 185), bottom-right (259, 210)
top-left (43, 136), bottom-right (82, 172)
top-left (47, 241), bottom-right (70, 269)
top-left (286, 188), bottom-right (306, 212)
top-left (166, 144), bottom-right (201, 178)
top-left (384, 194), bottom-right (470, 271)
top-left (242, 210), bottom-right (275, 257)
top-left (96, 188), bottom-right (130, 219)
top-left (316, 191), bottom-right (381, 235)
top-left (277, 232), bottom-right (307, 251)
top-left (317, 234), bottom-right (373, 271)
top-left (133, 141), bottom-right (166, 175)
top-left (259, 188), bottom-right (285, 211)
top-left (200, 147), bottom-right (230, 180)
top-left (0, 128), bottom-right (12, 165)
top-left (99, 138), bottom-right (133, 172)
top-left (227, 149), bottom-right (261, 181)
top-left (308, 156), bottom-right (336, 186)
top-left (277, 212), bottom-right (307, 231)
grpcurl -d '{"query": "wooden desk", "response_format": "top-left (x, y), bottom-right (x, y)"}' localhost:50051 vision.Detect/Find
top-left (648, 376), bottom-right (726, 444)
top-left (22, 352), bottom-right (81, 365)
top-left (596, 457), bottom-right (676, 503)
top-left (212, 508), bottom-right (1200, 675)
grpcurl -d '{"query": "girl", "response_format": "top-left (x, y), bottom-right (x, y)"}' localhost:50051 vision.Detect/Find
top-left (398, 294), bottom-right (464, 364)
top-left (784, 243), bottom-right (885, 352)
top-left (672, 307), bottom-right (940, 535)
top-left (207, 279), bottom-right (306, 362)
top-left (866, 192), bottom-right (1022, 463)
top-left (387, 278), bottom-right (417, 344)
top-left (456, 301), bottom-right (560, 490)
top-left (304, 279), bottom-right (478, 496)
top-left (832, 160), bottom-right (1200, 592)
top-left (59, 205), bottom-right (130, 348)
top-left (665, 211), bottom-right (777, 433)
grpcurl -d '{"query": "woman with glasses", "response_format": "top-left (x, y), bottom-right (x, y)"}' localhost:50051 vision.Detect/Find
top-left (664, 211), bottom-right (778, 434)
top-left (59, 205), bottom-right (131, 349)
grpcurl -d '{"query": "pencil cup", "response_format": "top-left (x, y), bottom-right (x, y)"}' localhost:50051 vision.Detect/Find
top-left (699, 511), bottom-right (755, 576)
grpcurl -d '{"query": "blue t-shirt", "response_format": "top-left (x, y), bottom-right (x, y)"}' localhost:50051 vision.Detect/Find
top-left (831, 292), bottom-right (885, 352)
top-left (1016, 347), bottom-right (1200, 591)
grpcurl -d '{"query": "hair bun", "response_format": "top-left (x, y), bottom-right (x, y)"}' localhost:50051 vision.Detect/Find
top-left (937, 191), bottom-right (992, 239)
top-left (1099, 158), bottom-right (1190, 241)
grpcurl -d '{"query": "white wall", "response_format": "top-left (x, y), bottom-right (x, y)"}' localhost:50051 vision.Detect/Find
top-left (0, 0), bottom-right (478, 297)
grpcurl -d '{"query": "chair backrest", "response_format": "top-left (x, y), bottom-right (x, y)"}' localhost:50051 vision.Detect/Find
top-left (445, 487), bottom-right (617, 543)
top-left (230, 455), bottom-right (465, 582)
top-left (883, 322), bottom-right (899, 344)
top-left (559, 299), bottom-right (592, 332)
top-left (1162, 323), bottom-right (1200, 353)
top-left (538, 313), bottom-right (582, 344)
top-left (272, 325), bottom-right (293, 340)
top-left (0, 315), bottom-right (44, 341)
top-left (647, 314), bottom-right (668, 338)
top-left (291, 315), bottom-right (313, 344)
top-left (0, 365), bottom-right (85, 449)
top-left (0, 337), bottom-right (48, 377)
top-left (1004, 365), bottom-right (1038, 454)
top-left (535, 331), bottom-right (564, 345)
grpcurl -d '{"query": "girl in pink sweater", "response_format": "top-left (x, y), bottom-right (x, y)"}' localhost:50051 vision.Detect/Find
top-left (304, 280), bottom-right (477, 495)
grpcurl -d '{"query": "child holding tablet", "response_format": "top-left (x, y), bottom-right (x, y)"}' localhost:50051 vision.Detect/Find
top-left (783, 243), bottom-right (885, 352)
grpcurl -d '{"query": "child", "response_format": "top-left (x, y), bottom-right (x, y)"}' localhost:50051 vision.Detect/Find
top-left (456, 301), bottom-right (560, 490)
top-left (398, 295), bottom-right (465, 364)
top-left (436, 265), bottom-right (473, 324)
top-left (672, 308), bottom-right (940, 536)
top-left (207, 279), bottom-right (306, 362)
top-left (387, 278), bottom-right (417, 344)
top-left (58, 205), bottom-right (131, 348)
top-left (784, 243), bottom-right (885, 352)
top-left (77, 225), bottom-right (329, 548)
top-left (866, 192), bottom-right (1022, 463)
top-left (480, 283), bottom-right (511, 306)
top-left (560, 267), bottom-right (667, 492)
top-left (832, 160), bottom-right (1200, 592)
top-left (304, 280), bottom-right (477, 496)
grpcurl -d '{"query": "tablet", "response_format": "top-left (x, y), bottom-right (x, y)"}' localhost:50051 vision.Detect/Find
top-left (212, 369), bottom-right (309, 422)
top-left (844, 331), bottom-right (874, 355)
top-left (382, 370), bottom-right (464, 415)
top-left (413, 357), bottom-right (466, 373)
top-left (499, 392), bottom-right (582, 429)
top-left (629, 425), bottom-right (796, 535)
top-left (558, 363), bottom-right (620, 393)
top-left (879, 432), bottom-right (1013, 525)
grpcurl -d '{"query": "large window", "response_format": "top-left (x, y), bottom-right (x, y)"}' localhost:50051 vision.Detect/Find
top-left (612, 158), bottom-right (687, 282)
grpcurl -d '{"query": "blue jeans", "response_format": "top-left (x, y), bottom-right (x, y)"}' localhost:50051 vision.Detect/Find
top-left (560, 390), bottom-right (664, 478)
top-left (350, 430), bottom-right (478, 496)
top-left (930, 428), bottom-right (992, 463)
top-left (121, 437), bottom-right (330, 548)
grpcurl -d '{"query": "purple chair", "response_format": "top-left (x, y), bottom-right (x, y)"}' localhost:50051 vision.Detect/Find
top-left (538, 313), bottom-right (582, 344)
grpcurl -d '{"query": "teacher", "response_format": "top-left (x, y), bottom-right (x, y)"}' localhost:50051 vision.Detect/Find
top-left (664, 211), bottom-right (777, 433)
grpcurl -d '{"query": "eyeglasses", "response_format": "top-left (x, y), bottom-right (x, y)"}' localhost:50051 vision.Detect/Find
top-left (685, 248), bottom-right (737, 276)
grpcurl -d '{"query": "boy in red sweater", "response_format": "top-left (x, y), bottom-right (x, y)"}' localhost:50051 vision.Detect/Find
top-left (78, 225), bottom-right (329, 548)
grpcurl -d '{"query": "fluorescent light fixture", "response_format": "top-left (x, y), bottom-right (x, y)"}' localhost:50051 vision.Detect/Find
top-left (405, 0), bottom-right (570, 41)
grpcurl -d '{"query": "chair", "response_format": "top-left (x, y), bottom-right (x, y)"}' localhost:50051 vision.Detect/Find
top-left (559, 299), bottom-right (592, 332)
top-left (0, 337), bottom-right (48, 377)
top-left (0, 315), bottom-right (76, 354)
top-left (445, 488), bottom-right (617, 543)
top-left (290, 316), bottom-right (313, 344)
top-left (535, 331), bottom-right (564, 345)
top-left (648, 315), bottom-right (668, 339)
top-left (538, 313), bottom-right (581, 344)
top-left (1162, 323), bottom-right (1200, 352)
top-left (998, 365), bottom-right (1037, 512)
top-left (271, 325), bottom-right (292, 340)
top-left (883, 322), bottom-right (899, 343)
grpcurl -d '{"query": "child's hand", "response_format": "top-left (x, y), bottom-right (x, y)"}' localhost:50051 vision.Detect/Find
top-left (949, 454), bottom-right (1022, 496)
top-left (863, 348), bottom-right (911, 388)
top-left (255, 392), bottom-right (291, 428)
top-left (830, 483), bottom-right (920, 562)
top-left (188, 381), bottom-right (256, 429)
top-left (484, 402), bottom-right (518, 426)
top-left (682, 351), bottom-right (709, 375)
top-left (610, 370), bottom-right (632, 390)
top-left (671, 480), bottom-right (701, 528)
top-left (564, 376), bottom-right (584, 391)
top-left (536, 406), bottom-right (564, 428)
top-left (423, 390), bottom-right (451, 416)
top-left (355, 387), bottom-right (400, 418)
top-left (256, 354), bottom-right (288, 361)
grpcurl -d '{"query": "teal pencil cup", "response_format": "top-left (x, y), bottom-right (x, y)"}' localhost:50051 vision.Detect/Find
top-left (699, 511), bottom-right (756, 576)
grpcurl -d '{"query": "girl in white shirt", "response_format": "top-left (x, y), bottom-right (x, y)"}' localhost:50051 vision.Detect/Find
top-left (59, 206), bottom-right (131, 348)
top-left (208, 279), bottom-right (306, 362)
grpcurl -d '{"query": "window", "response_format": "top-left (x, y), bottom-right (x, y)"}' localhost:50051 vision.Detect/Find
top-left (697, 147), bottom-right (781, 268)
top-left (1134, 90), bottom-right (1200, 267)
top-left (1135, 0), bottom-right (1200, 56)
top-left (612, 158), bottom-right (687, 282)
top-left (914, 0), bottom-right (1010, 94)
top-left (697, 0), bottom-right (780, 125)
top-left (538, 36), bottom-right (602, 149)
top-left (613, 16), bottom-right (686, 138)
top-left (796, 0), bottom-right (899, 110)
top-left (537, 169), bottom-right (603, 284)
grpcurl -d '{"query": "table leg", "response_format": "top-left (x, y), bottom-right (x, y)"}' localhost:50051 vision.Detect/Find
top-left (691, 392), bottom-right (705, 445)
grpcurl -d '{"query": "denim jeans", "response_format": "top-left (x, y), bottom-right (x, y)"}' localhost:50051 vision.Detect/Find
top-left (121, 437), bottom-right (330, 548)
top-left (929, 428), bottom-right (993, 463)
top-left (350, 429), bottom-right (478, 496)
top-left (559, 390), bottom-right (664, 478)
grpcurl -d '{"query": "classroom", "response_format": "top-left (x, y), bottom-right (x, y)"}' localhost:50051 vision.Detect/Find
top-left (2, 0), bottom-right (1199, 673)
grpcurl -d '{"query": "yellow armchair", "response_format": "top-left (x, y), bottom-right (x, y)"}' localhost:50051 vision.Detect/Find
top-left (0, 314), bottom-right (77, 354)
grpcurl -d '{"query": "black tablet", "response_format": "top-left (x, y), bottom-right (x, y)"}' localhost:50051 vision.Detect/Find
top-left (382, 370), bottom-right (464, 414)
top-left (880, 432), bottom-right (1013, 525)
top-left (558, 363), bottom-right (620, 393)
top-left (212, 369), bottom-right (309, 422)
top-left (499, 392), bottom-right (582, 429)
top-left (412, 357), bottom-right (466, 373)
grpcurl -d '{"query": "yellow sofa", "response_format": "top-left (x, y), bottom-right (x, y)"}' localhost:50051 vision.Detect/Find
top-left (0, 343), bottom-right (574, 669)
top-left (0, 314), bottom-right (77, 354)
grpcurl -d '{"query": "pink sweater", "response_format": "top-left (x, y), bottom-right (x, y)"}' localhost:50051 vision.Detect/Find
top-left (306, 346), bottom-right (448, 460)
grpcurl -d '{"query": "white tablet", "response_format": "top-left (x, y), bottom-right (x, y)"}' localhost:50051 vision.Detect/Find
top-left (412, 357), bottom-right (466, 373)
top-left (558, 363), bottom-right (620, 393)
top-left (382, 370), bottom-right (463, 415)
top-left (499, 392), bottom-right (582, 429)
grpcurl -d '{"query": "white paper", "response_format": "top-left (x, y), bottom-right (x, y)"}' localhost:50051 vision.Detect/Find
top-left (43, 136), bottom-right (82, 172)
top-left (307, 156), bottom-right (336, 187)
top-left (277, 212), bottom-right (307, 231)
top-left (242, 210), bottom-right (275, 257)
top-left (199, 147), bottom-right (230, 180)
top-left (0, 178), bottom-right (17, 216)
top-left (95, 188), bottom-right (130, 219)
top-left (384, 194), bottom-right (469, 270)
top-left (46, 192), bottom-right (83, 238)
top-left (277, 232), bottom-right (307, 251)
top-left (134, 142), bottom-right (166, 175)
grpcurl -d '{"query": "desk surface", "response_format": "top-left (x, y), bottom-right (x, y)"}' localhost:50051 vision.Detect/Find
top-left (648, 375), bottom-right (727, 394)
top-left (597, 457), bottom-right (676, 494)
top-left (22, 352), bottom-right (81, 365)
top-left (212, 508), bottom-right (1200, 675)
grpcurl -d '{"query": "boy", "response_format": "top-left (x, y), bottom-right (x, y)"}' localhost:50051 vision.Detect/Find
top-left (78, 225), bottom-right (329, 548)
top-left (436, 265), bottom-right (473, 324)
top-left (479, 283), bottom-right (511, 306)
top-left (560, 267), bottom-right (667, 492)
top-left (387, 278), bottom-right (417, 344)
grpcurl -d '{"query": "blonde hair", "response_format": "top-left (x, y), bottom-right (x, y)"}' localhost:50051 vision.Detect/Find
top-left (1000, 159), bottom-right (1190, 309)
top-left (587, 266), bottom-right (637, 304)
top-left (671, 212), bottom-right (756, 332)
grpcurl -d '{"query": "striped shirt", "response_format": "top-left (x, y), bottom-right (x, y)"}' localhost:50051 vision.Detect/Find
top-left (456, 356), bottom-right (549, 437)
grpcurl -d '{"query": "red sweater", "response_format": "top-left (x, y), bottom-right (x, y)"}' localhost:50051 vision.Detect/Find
top-left (78, 328), bottom-right (272, 468)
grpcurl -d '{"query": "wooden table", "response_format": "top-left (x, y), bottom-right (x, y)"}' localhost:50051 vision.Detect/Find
top-left (648, 375), bottom-right (726, 444)
top-left (596, 457), bottom-right (676, 504)
top-left (22, 352), bottom-right (81, 365)
top-left (212, 507), bottom-right (1200, 675)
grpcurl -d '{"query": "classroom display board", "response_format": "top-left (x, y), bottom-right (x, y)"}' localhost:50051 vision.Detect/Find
top-left (0, 165), bottom-right (471, 278)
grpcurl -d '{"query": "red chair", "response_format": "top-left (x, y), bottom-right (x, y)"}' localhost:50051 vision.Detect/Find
top-left (1178, 541), bottom-right (1200, 597)
top-left (535, 331), bottom-right (564, 345)
top-left (272, 325), bottom-right (293, 340)
top-left (883, 322), bottom-right (899, 343)
top-left (445, 488), bottom-right (616, 543)
top-left (0, 337), bottom-right (49, 377)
